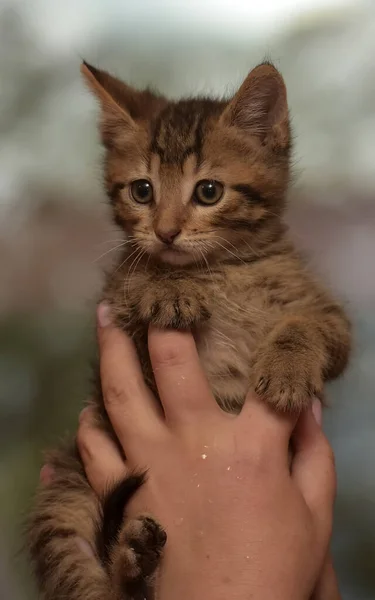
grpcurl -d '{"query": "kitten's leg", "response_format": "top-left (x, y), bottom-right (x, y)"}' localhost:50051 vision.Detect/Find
top-left (27, 447), bottom-right (114, 600)
top-left (27, 448), bottom-right (165, 600)
top-left (109, 515), bottom-right (167, 599)
top-left (133, 278), bottom-right (211, 329)
top-left (251, 308), bottom-right (351, 412)
top-left (99, 477), bottom-right (167, 598)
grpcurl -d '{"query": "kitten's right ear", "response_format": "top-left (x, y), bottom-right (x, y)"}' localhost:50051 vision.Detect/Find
top-left (81, 62), bottom-right (137, 148)
top-left (220, 62), bottom-right (289, 152)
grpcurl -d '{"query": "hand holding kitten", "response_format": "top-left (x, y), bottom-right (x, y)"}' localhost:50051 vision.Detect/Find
top-left (76, 308), bottom-right (340, 600)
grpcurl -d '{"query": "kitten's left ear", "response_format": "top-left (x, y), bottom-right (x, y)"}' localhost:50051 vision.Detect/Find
top-left (80, 61), bottom-right (166, 148)
top-left (220, 62), bottom-right (289, 151)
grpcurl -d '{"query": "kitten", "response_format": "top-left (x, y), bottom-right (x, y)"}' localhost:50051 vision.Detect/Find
top-left (27, 61), bottom-right (351, 600)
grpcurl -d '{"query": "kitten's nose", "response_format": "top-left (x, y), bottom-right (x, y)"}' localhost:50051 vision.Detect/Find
top-left (155, 228), bottom-right (181, 245)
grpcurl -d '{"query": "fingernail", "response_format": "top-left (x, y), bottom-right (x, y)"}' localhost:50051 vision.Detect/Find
top-left (97, 302), bottom-right (111, 327)
top-left (40, 464), bottom-right (54, 485)
top-left (312, 398), bottom-right (322, 426)
top-left (79, 406), bottom-right (92, 423)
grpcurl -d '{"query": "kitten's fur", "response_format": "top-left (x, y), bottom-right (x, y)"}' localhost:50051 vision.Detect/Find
top-left (27, 61), bottom-right (351, 600)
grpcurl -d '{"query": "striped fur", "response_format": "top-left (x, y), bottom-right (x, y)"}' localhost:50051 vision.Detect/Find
top-left (26, 61), bottom-right (351, 600)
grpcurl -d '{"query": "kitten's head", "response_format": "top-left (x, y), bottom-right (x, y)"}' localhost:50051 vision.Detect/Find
top-left (82, 61), bottom-right (291, 266)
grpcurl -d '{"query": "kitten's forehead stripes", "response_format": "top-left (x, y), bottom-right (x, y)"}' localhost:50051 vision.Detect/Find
top-left (150, 99), bottom-right (225, 167)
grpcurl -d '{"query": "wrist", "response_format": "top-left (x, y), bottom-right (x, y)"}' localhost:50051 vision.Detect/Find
top-left (156, 539), bottom-right (307, 600)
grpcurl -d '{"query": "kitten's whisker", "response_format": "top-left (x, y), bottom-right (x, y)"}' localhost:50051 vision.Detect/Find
top-left (144, 250), bottom-right (152, 274)
top-left (211, 239), bottom-right (247, 265)
top-left (133, 248), bottom-right (147, 276)
top-left (263, 209), bottom-right (281, 220)
top-left (239, 237), bottom-right (262, 258)
top-left (96, 239), bottom-right (128, 245)
top-left (126, 248), bottom-right (147, 298)
top-left (194, 251), bottom-right (204, 272)
top-left (124, 248), bottom-right (144, 301)
top-left (197, 248), bottom-right (210, 278)
top-left (127, 248), bottom-right (144, 279)
top-left (198, 244), bottom-right (215, 286)
top-left (211, 235), bottom-right (239, 253)
top-left (114, 246), bottom-right (140, 274)
top-left (213, 234), bottom-right (262, 260)
top-left (223, 298), bottom-right (267, 318)
top-left (210, 327), bottom-right (237, 352)
top-left (94, 241), bottom-right (131, 263)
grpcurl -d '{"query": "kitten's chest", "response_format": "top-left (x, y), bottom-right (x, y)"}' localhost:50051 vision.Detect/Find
top-left (194, 303), bottom-right (264, 410)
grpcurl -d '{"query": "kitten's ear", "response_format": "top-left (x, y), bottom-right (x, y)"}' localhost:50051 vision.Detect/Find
top-left (221, 63), bottom-right (289, 150)
top-left (81, 62), bottom-right (137, 147)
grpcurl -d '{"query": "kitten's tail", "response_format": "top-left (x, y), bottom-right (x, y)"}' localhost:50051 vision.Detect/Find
top-left (26, 446), bottom-right (114, 600)
top-left (97, 471), bottom-right (147, 565)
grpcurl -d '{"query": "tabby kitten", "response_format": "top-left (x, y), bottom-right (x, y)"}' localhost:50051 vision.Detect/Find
top-left (27, 61), bottom-right (351, 600)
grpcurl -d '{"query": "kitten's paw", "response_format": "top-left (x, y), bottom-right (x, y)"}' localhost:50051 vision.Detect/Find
top-left (252, 350), bottom-right (323, 413)
top-left (111, 515), bottom-right (167, 584)
top-left (137, 286), bottom-right (211, 329)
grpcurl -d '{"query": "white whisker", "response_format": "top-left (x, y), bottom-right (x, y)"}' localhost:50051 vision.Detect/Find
top-left (239, 237), bottom-right (262, 258)
top-left (94, 241), bottom-right (130, 263)
top-left (211, 239), bottom-right (247, 264)
top-left (198, 243), bottom-right (215, 286)
top-left (126, 248), bottom-right (147, 299)
top-left (113, 246), bottom-right (139, 274)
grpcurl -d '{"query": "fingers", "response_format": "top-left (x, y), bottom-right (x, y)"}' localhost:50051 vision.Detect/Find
top-left (292, 400), bottom-right (336, 542)
top-left (40, 464), bottom-right (55, 485)
top-left (77, 407), bottom-right (127, 496)
top-left (148, 326), bottom-right (222, 424)
top-left (41, 407), bottom-right (129, 497)
top-left (311, 555), bottom-right (341, 600)
top-left (97, 303), bottom-right (164, 444)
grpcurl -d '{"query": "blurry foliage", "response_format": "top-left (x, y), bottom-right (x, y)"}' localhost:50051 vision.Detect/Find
top-left (0, 311), bottom-right (94, 598)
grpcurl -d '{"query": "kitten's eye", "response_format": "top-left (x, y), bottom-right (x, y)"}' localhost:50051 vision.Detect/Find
top-left (130, 179), bottom-right (153, 204)
top-left (194, 180), bottom-right (224, 205)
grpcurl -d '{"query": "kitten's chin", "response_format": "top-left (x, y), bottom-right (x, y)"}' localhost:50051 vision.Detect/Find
top-left (157, 248), bottom-right (194, 266)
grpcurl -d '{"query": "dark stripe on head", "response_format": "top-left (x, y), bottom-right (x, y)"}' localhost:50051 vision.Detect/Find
top-left (232, 184), bottom-right (267, 205)
top-left (193, 113), bottom-right (205, 168)
top-left (108, 182), bottom-right (125, 203)
top-left (150, 114), bottom-right (166, 162)
top-left (150, 98), bottom-right (224, 166)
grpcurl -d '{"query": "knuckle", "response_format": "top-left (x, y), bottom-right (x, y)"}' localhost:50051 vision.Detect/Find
top-left (79, 406), bottom-right (93, 424)
top-left (151, 337), bottom-right (186, 369)
top-left (76, 424), bottom-right (92, 459)
top-left (239, 442), bottom-right (271, 475)
top-left (103, 382), bottom-right (127, 408)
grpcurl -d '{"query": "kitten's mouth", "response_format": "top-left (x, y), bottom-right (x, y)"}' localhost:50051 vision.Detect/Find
top-left (157, 246), bottom-right (193, 266)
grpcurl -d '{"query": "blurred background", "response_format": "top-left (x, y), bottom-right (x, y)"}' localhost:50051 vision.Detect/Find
top-left (0, 0), bottom-right (374, 598)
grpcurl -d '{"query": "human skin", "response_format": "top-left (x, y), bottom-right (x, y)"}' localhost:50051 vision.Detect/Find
top-left (68, 304), bottom-right (340, 600)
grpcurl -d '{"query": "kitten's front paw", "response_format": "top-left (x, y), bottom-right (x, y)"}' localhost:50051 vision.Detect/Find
top-left (137, 286), bottom-right (211, 329)
top-left (252, 349), bottom-right (323, 413)
top-left (111, 515), bottom-right (167, 585)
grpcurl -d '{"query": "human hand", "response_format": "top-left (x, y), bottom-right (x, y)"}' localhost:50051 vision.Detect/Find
top-left (74, 304), bottom-right (338, 600)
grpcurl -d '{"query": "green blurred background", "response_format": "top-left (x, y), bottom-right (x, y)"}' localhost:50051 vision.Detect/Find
top-left (0, 1), bottom-right (374, 598)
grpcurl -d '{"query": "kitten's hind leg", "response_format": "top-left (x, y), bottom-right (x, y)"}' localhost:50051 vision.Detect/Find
top-left (100, 477), bottom-right (167, 598)
top-left (109, 515), bottom-right (167, 598)
top-left (27, 448), bottom-right (146, 600)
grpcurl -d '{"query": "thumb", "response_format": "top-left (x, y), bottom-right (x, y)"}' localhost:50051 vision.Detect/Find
top-left (292, 400), bottom-right (336, 544)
